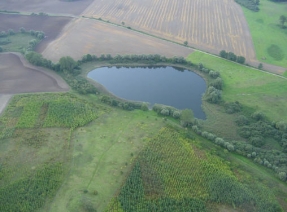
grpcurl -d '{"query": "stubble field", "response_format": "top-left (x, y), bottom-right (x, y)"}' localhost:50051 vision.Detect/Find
top-left (82, 0), bottom-right (256, 61)
top-left (42, 19), bottom-right (193, 62)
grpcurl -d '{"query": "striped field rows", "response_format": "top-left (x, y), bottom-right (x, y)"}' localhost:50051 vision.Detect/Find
top-left (83, 0), bottom-right (255, 59)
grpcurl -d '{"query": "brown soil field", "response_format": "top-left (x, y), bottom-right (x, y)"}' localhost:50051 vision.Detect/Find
top-left (0, 53), bottom-right (69, 94)
top-left (42, 18), bottom-right (193, 62)
top-left (0, 14), bottom-right (72, 52)
top-left (0, 0), bottom-right (93, 16)
top-left (82, 0), bottom-right (256, 60)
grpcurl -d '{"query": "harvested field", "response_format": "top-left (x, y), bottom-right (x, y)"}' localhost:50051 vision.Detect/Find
top-left (0, 0), bottom-right (93, 16)
top-left (82, 0), bottom-right (256, 61)
top-left (0, 53), bottom-right (69, 94)
top-left (42, 18), bottom-right (193, 62)
top-left (0, 14), bottom-right (71, 52)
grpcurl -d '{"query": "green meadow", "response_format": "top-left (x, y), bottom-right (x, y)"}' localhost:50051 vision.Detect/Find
top-left (241, 0), bottom-right (287, 67)
top-left (187, 51), bottom-right (287, 122)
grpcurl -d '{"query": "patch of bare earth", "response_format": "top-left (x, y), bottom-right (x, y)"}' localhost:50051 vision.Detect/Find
top-left (0, 14), bottom-right (72, 52)
top-left (82, 0), bottom-right (256, 61)
top-left (0, 52), bottom-right (69, 94)
top-left (0, 0), bottom-right (93, 16)
top-left (42, 18), bottom-right (193, 62)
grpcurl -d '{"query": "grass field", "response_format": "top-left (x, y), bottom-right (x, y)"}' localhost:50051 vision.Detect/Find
top-left (187, 51), bottom-right (287, 122)
top-left (240, 0), bottom-right (287, 67)
top-left (1, 33), bottom-right (33, 52)
top-left (48, 108), bottom-right (166, 212)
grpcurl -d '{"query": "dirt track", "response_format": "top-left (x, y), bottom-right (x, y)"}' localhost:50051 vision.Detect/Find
top-left (0, 94), bottom-right (11, 115)
top-left (0, 52), bottom-right (69, 94)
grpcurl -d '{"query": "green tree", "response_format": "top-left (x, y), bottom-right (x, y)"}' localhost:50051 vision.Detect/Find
top-left (219, 50), bottom-right (227, 58)
top-left (184, 41), bottom-right (188, 46)
top-left (180, 109), bottom-right (194, 127)
top-left (19, 27), bottom-right (26, 33)
top-left (279, 15), bottom-right (287, 28)
top-left (59, 56), bottom-right (77, 73)
top-left (236, 56), bottom-right (246, 64)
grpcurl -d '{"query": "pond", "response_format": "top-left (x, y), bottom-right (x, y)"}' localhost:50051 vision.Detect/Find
top-left (88, 66), bottom-right (206, 119)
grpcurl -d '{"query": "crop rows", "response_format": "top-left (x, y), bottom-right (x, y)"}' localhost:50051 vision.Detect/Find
top-left (84, 0), bottom-right (255, 59)
top-left (106, 127), bottom-right (281, 211)
top-left (0, 163), bottom-right (64, 212)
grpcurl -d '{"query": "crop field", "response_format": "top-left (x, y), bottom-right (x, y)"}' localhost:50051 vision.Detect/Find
top-left (0, 53), bottom-right (69, 94)
top-left (0, 93), bottom-right (103, 211)
top-left (0, 0), bottom-right (93, 16)
top-left (42, 19), bottom-right (192, 62)
top-left (0, 14), bottom-right (71, 52)
top-left (82, 0), bottom-right (255, 61)
top-left (106, 127), bottom-right (281, 212)
top-left (187, 51), bottom-right (287, 122)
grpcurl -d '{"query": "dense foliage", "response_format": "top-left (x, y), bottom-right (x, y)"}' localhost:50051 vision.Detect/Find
top-left (219, 50), bottom-right (246, 64)
top-left (0, 163), bottom-right (64, 212)
top-left (235, 0), bottom-right (260, 12)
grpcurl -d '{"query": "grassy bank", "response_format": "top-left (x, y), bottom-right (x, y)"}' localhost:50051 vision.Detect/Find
top-left (241, 0), bottom-right (287, 67)
top-left (187, 51), bottom-right (287, 122)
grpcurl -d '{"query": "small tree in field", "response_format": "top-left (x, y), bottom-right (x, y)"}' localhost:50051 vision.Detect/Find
top-left (184, 41), bottom-right (188, 46)
top-left (280, 15), bottom-right (287, 28)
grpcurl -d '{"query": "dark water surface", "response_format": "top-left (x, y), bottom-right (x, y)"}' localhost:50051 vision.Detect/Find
top-left (88, 66), bottom-right (206, 119)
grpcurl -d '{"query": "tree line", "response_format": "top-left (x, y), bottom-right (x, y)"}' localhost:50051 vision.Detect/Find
top-left (235, 0), bottom-right (260, 12)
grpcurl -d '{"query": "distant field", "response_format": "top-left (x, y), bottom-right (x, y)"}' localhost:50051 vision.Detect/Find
top-left (187, 51), bottom-right (287, 122)
top-left (82, 0), bottom-right (255, 60)
top-left (42, 19), bottom-right (192, 62)
top-left (0, 53), bottom-right (69, 94)
top-left (0, 14), bottom-right (71, 52)
top-left (240, 0), bottom-right (287, 68)
top-left (0, 0), bottom-right (93, 16)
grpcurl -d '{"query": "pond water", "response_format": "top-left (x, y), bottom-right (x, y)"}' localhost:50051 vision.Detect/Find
top-left (88, 66), bottom-right (206, 119)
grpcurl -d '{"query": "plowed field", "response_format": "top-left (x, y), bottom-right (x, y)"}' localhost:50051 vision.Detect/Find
top-left (0, 53), bottom-right (69, 94)
top-left (0, 0), bottom-right (93, 16)
top-left (0, 14), bottom-right (71, 52)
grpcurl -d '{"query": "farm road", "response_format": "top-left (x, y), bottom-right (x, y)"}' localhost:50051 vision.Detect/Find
top-left (0, 94), bottom-right (12, 115)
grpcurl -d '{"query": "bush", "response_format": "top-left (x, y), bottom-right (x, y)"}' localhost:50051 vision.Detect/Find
top-left (224, 101), bottom-right (242, 114)
top-left (235, 115), bottom-right (249, 126)
top-left (205, 86), bottom-right (222, 103)
top-left (251, 111), bottom-right (265, 121)
top-left (141, 103), bottom-right (149, 111)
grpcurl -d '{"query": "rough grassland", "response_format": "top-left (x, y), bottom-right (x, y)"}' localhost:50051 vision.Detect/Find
top-left (48, 109), bottom-right (166, 212)
top-left (241, 0), bottom-right (287, 68)
top-left (187, 51), bottom-right (287, 122)
top-left (82, 0), bottom-right (255, 60)
top-left (42, 19), bottom-right (192, 62)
